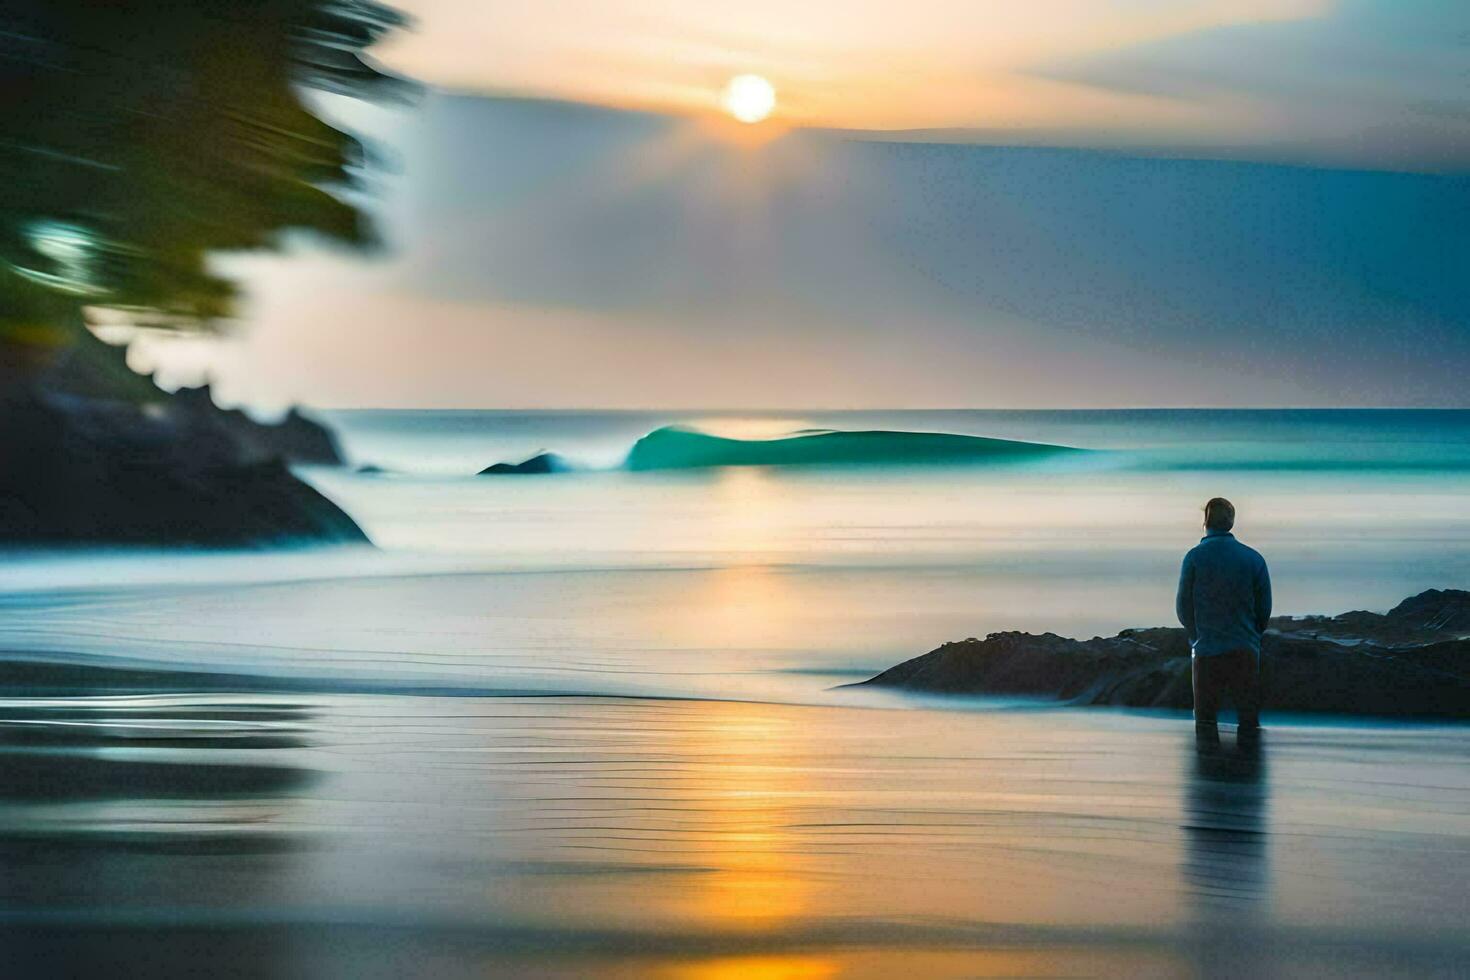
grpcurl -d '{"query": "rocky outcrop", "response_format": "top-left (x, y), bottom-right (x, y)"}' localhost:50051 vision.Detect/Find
top-left (850, 590), bottom-right (1470, 718)
top-left (1271, 589), bottom-right (1470, 646)
top-left (1, 361), bottom-right (366, 546)
top-left (478, 452), bottom-right (567, 475)
top-left (170, 383), bottom-right (345, 466)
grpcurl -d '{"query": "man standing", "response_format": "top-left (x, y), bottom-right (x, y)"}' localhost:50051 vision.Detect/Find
top-left (1176, 498), bottom-right (1272, 742)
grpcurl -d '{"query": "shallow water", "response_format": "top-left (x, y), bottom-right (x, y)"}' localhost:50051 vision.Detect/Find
top-left (3, 409), bottom-right (1469, 975)
top-left (1, 693), bottom-right (1466, 977)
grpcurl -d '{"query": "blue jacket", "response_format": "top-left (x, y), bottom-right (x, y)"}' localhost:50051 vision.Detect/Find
top-left (1175, 530), bottom-right (1272, 658)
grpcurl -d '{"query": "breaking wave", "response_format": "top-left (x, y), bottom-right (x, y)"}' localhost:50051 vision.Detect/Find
top-left (621, 426), bottom-right (1083, 471)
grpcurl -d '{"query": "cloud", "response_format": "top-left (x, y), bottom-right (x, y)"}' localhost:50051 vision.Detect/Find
top-left (136, 92), bottom-right (1470, 408)
top-left (375, 0), bottom-right (1336, 131)
top-left (1032, 0), bottom-right (1470, 169)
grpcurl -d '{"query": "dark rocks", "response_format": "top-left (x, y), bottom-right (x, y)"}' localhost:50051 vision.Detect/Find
top-left (478, 452), bottom-right (566, 475)
top-left (850, 590), bottom-right (1470, 719)
top-left (1387, 589), bottom-right (1470, 634)
top-left (171, 384), bottom-right (345, 466)
top-left (1, 381), bottom-right (366, 547)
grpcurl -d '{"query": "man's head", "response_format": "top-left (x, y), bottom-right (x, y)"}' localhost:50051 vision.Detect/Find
top-left (1203, 497), bottom-right (1235, 533)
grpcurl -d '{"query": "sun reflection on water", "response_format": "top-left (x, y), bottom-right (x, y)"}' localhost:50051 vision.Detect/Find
top-left (676, 705), bottom-right (819, 927)
top-left (658, 954), bottom-right (837, 980)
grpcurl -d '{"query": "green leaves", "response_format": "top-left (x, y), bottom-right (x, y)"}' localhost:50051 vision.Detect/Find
top-left (0, 0), bottom-right (406, 343)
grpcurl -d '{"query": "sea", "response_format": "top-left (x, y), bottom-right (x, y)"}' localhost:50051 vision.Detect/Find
top-left (2, 409), bottom-right (1468, 977)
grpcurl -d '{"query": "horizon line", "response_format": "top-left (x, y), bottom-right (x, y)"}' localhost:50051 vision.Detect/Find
top-left (423, 86), bottom-right (1470, 177)
top-left (311, 405), bottom-right (1470, 413)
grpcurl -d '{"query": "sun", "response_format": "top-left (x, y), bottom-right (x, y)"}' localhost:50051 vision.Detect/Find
top-left (722, 74), bottom-right (776, 124)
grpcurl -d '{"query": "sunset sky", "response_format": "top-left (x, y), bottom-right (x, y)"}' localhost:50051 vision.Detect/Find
top-left (132, 0), bottom-right (1470, 409)
top-left (371, 0), bottom-right (1468, 166)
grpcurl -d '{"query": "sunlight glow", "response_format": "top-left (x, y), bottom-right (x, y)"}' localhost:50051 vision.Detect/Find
top-left (660, 955), bottom-right (837, 980)
top-left (723, 74), bottom-right (776, 124)
top-left (380, 1), bottom-right (1336, 132)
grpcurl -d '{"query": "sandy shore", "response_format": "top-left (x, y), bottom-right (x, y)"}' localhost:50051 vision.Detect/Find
top-left (0, 684), bottom-right (1466, 977)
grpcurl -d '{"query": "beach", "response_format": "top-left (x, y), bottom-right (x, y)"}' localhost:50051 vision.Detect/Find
top-left (7, 0), bottom-right (1470, 971)
top-left (1, 689), bottom-right (1467, 977)
top-left (2, 409), bottom-right (1468, 976)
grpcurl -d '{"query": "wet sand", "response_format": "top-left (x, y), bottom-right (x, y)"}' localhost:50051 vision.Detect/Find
top-left (1, 689), bottom-right (1466, 978)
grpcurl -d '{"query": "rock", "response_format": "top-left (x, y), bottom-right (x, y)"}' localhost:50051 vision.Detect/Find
top-left (849, 590), bottom-right (1470, 719)
top-left (0, 384), bottom-right (366, 547)
top-left (37, 333), bottom-right (345, 467)
top-left (1268, 589), bottom-right (1470, 646)
top-left (170, 384), bottom-right (345, 466)
top-left (478, 452), bottom-right (566, 475)
top-left (1386, 589), bottom-right (1470, 633)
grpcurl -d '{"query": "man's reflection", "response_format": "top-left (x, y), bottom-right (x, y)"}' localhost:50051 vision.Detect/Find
top-left (1183, 729), bottom-right (1268, 916)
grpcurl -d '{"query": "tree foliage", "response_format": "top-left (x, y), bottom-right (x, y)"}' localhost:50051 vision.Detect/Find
top-left (0, 0), bottom-right (405, 362)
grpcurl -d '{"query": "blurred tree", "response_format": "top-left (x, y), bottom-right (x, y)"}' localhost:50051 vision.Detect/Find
top-left (0, 0), bottom-right (406, 394)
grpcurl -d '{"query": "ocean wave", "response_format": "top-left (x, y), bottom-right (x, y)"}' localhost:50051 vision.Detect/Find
top-left (622, 426), bottom-right (1083, 471)
top-left (467, 425), bottom-right (1084, 475)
